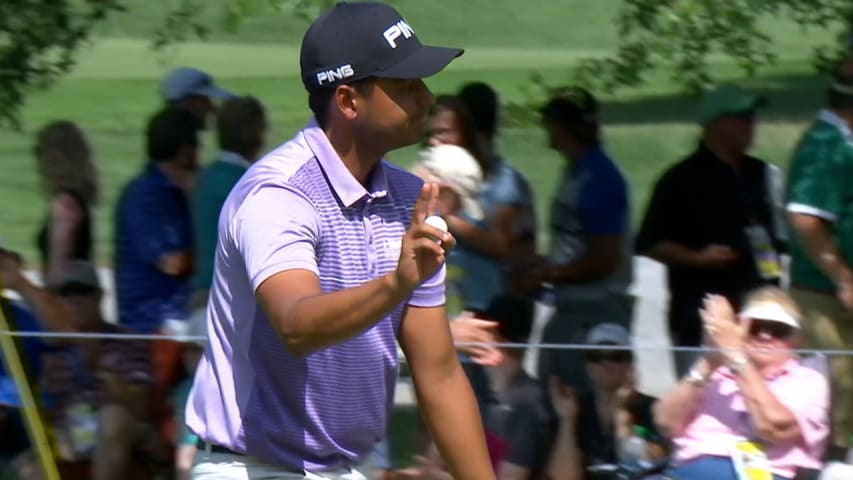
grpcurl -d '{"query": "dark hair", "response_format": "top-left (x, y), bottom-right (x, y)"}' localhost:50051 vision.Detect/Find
top-left (146, 107), bottom-right (202, 162)
top-left (540, 87), bottom-right (601, 147)
top-left (430, 95), bottom-right (491, 174)
top-left (457, 82), bottom-right (499, 138)
top-left (485, 295), bottom-right (534, 343)
top-left (217, 96), bottom-right (267, 156)
top-left (308, 77), bottom-right (376, 129)
top-left (827, 73), bottom-right (853, 111)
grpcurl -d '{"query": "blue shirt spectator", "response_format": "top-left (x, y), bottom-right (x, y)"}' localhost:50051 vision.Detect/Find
top-left (548, 146), bottom-right (632, 302)
top-left (113, 108), bottom-right (201, 334)
top-left (453, 161), bottom-right (533, 312)
top-left (114, 163), bottom-right (194, 333)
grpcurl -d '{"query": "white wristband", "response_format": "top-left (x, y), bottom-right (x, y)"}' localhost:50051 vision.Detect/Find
top-left (685, 368), bottom-right (709, 387)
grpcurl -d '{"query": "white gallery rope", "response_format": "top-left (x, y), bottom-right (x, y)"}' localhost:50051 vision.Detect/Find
top-left (0, 330), bottom-right (850, 356)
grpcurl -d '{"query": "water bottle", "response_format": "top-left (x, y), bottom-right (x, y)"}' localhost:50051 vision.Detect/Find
top-left (619, 425), bottom-right (650, 464)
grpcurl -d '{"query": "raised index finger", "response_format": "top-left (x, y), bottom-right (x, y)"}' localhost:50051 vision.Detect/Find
top-left (411, 181), bottom-right (439, 225)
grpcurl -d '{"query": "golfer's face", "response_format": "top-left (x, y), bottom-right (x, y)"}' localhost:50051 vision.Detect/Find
top-left (367, 78), bottom-right (434, 147)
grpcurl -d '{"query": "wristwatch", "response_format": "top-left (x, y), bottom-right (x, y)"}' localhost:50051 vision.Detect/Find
top-left (727, 356), bottom-right (750, 375)
top-left (685, 368), bottom-right (709, 387)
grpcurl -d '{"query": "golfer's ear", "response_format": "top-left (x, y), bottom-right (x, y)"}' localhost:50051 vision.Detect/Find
top-left (334, 85), bottom-right (359, 121)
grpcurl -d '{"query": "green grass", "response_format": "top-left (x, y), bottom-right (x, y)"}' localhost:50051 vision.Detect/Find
top-left (0, 1), bottom-right (840, 264)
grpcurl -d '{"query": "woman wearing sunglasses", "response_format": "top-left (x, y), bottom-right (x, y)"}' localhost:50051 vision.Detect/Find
top-left (655, 287), bottom-right (830, 480)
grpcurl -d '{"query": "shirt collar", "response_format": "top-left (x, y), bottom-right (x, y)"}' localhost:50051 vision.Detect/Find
top-left (817, 109), bottom-right (853, 139)
top-left (217, 150), bottom-right (251, 168)
top-left (301, 118), bottom-right (390, 207)
top-left (145, 163), bottom-right (181, 190)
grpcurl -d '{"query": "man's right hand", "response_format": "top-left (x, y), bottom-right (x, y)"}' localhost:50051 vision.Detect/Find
top-left (394, 183), bottom-right (456, 292)
top-left (695, 244), bottom-right (739, 269)
top-left (449, 313), bottom-right (503, 366)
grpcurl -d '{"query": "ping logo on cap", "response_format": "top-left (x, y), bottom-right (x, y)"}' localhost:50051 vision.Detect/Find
top-left (316, 64), bottom-right (355, 86)
top-left (383, 20), bottom-right (414, 48)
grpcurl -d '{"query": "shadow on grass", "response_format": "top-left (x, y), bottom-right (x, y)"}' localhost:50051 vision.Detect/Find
top-left (601, 71), bottom-right (827, 126)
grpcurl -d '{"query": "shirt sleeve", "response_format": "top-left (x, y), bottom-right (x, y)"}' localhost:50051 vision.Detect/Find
top-left (234, 186), bottom-right (321, 292)
top-left (635, 171), bottom-right (679, 252)
top-left (786, 141), bottom-right (849, 222)
top-left (123, 186), bottom-right (192, 265)
top-left (578, 166), bottom-right (629, 235)
top-left (488, 167), bottom-right (526, 207)
top-left (776, 367), bottom-right (831, 451)
top-left (505, 399), bottom-right (549, 469)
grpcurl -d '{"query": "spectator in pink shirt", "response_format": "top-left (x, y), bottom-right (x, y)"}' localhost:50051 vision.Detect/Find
top-left (655, 287), bottom-right (830, 480)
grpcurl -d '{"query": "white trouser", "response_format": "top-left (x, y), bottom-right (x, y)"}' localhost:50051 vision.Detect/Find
top-left (192, 449), bottom-right (367, 480)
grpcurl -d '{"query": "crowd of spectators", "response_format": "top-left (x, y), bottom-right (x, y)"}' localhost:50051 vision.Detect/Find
top-left (1, 56), bottom-right (853, 480)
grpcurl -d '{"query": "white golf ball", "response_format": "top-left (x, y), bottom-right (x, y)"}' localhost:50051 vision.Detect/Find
top-left (425, 215), bottom-right (448, 233)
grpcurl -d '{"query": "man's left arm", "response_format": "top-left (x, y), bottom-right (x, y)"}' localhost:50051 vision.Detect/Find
top-left (400, 305), bottom-right (495, 480)
top-left (545, 170), bottom-right (629, 284)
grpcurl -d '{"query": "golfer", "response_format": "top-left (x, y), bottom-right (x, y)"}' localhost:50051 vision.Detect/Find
top-left (185, 2), bottom-right (495, 479)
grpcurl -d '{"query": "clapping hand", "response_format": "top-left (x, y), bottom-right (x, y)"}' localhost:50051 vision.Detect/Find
top-left (700, 294), bottom-right (747, 363)
top-left (549, 376), bottom-right (579, 423)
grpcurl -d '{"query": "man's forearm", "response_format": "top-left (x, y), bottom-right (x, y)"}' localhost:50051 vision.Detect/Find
top-left (643, 241), bottom-right (700, 267)
top-left (654, 358), bottom-right (712, 436)
top-left (546, 419), bottom-right (583, 480)
top-left (272, 272), bottom-right (411, 356)
top-left (546, 254), bottom-right (619, 285)
top-left (415, 360), bottom-right (495, 480)
top-left (446, 214), bottom-right (509, 259)
top-left (788, 212), bottom-right (852, 285)
top-left (547, 237), bottom-right (623, 285)
top-left (735, 363), bottom-right (799, 443)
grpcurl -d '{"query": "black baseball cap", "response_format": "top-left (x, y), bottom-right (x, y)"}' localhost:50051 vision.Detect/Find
top-left (299, 2), bottom-right (463, 94)
top-left (540, 86), bottom-right (599, 125)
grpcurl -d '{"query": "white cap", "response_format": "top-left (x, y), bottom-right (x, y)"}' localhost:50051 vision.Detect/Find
top-left (412, 145), bottom-right (483, 220)
top-left (739, 301), bottom-right (800, 329)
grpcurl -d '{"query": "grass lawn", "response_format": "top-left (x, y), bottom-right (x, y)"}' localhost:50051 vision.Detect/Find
top-left (0, 1), bottom-right (840, 263)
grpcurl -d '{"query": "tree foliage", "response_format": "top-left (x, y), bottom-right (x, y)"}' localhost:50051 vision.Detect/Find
top-left (3, 1), bottom-right (853, 129)
top-left (0, 0), bottom-right (125, 129)
top-left (0, 0), bottom-right (333, 130)
top-left (574, 0), bottom-right (853, 95)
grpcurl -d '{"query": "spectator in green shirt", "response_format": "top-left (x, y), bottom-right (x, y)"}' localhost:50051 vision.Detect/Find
top-left (785, 69), bottom-right (853, 460)
top-left (190, 96), bottom-right (268, 308)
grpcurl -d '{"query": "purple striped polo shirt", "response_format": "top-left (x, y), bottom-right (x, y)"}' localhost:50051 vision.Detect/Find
top-left (186, 119), bottom-right (445, 472)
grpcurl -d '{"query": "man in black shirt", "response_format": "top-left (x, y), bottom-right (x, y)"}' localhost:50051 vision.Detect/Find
top-left (635, 84), bottom-right (786, 378)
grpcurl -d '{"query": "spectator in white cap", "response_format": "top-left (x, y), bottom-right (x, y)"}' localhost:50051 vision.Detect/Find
top-left (411, 143), bottom-right (484, 221)
top-left (547, 323), bottom-right (667, 479)
top-left (655, 287), bottom-right (830, 480)
top-left (160, 67), bottom-right (234, 126)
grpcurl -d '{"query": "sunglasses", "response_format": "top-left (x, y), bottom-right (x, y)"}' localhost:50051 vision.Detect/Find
top-left (748, 320), bottom-right (795, 339)
top-left (585, 350), bottom-right (633, 364)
